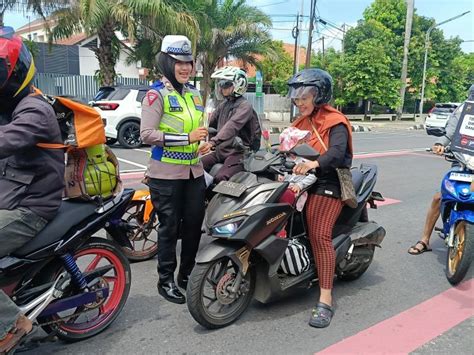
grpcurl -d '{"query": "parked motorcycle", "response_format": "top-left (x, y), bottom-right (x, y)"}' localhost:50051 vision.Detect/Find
top-left (186, 144), bottom-right (386, 329)
top-left (438, 149), bottom-right (474, 285)
top-left (0, 189), bottom-right (134, 346)
top-left (113, 188), bottom-right (159, 262)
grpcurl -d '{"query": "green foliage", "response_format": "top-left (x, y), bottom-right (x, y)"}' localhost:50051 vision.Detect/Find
top-left (23, 39), bottom-right (39, 59)
top-left (51, 0), bottom-right (197, 85)
top-left (260, 40), bottom-right (292, 95)
top-left (330, 0), bottom-right (470, 110)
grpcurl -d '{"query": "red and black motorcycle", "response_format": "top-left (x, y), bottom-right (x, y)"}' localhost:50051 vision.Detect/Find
top-left (0, 189), bottom-right (134, 346)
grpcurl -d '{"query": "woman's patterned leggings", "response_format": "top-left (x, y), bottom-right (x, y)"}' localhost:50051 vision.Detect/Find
top-left (305, 194), bottom-right (343, 290)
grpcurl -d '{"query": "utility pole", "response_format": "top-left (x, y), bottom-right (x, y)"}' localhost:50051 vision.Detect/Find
top-left (396, 0), bottom-right (414, 120)
top-left (292, 13), bottom-right (300, 75)
top-left (321, 36), bottom-right (325, 68)
top-left (305, 0), bottom-right (316, 68)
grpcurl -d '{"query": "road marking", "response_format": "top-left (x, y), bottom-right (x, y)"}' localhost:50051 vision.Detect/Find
top-left (354, 148), bottom-right (427, 159)
top-left (117, 157), bottom-right (147, 169)
top-left (374, 197), bottom-right (401, 206)
top-left (133, 148), bottom-right (151, 154)
top-left (316, 278), bottom-right (474, 355)
top-left (121, 172), bottom-right (146, 180)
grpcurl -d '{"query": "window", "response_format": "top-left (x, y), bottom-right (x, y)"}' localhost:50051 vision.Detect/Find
top-left (136, 90), bottom-right (148, 103)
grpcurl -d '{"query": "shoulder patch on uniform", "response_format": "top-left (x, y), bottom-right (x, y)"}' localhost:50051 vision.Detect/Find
top-left (146, 91), bottom-right (159, 106)
top-left (150, 80), bottom-right (164, 91)
top-left (185, 83), bottom-right (196, 90)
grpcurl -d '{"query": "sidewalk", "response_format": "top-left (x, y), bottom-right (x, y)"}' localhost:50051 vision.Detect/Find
top-left (262, 118), bottom-right (426, 133)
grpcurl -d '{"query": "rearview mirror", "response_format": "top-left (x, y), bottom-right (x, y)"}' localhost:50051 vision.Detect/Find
top-left (290, 143), bottom-right (320, 161)
top-left (426, 127), bottom-right (446, 137)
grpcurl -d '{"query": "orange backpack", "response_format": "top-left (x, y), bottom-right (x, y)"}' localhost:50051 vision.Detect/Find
top-left (33, 87), bottom-right (106, 149)
top-left (33, 88), bottom-right (121, 202)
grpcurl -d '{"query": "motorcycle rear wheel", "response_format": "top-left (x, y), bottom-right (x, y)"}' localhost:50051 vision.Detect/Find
top-left (446, 221), bottom-right (473, 285)
top-left (39, 238), bottom-right (131, 341)
top-left (337, 245), bottom-right (375, 281)
top-left (186, 257), bottom-right (255, 329)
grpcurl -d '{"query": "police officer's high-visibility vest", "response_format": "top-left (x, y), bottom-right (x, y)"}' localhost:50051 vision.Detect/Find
top-left (151, 82), bottom-right (204, 165)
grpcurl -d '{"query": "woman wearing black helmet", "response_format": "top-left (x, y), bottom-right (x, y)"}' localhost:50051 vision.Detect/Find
top-left (290, 68), bottom-right (353, 328)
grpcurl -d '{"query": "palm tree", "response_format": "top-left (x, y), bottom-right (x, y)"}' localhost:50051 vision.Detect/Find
top-left (50, 0), bottom-right (198, 85)
top-left (181, 0), bottom-right (274, 102)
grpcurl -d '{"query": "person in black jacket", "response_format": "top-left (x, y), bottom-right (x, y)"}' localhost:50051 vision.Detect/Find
top-left (199, 66), bottom-right (258, 183)
top-left (0, 26), bottom-right (64, 353)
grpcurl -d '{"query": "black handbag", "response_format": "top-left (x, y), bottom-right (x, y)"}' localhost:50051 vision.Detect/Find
top-left (308, 119), bottom-right (358, 208)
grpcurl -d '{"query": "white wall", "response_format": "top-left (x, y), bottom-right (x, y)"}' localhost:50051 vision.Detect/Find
top-left (79, 47), bottom-right (140, 78)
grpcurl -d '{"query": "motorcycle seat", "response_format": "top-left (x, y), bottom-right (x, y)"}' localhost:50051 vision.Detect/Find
top-left (352, 169), bottom-right (364, 194)
top-left (14, 201), bottom-right (98, 257)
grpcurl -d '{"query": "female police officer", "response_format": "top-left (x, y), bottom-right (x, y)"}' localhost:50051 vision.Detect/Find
top-left (141, 35), bottom-right (208, 304)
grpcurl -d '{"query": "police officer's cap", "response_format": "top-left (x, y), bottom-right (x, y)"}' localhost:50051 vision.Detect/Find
top-left (161, 35), bottom-right (193, 62)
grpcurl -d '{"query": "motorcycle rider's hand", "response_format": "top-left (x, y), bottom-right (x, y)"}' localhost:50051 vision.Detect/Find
top-left (293, 160), bottom-right (319, 175)
top-left (198, 141), bottom-right (214, 155)
top-left (289, 184), bottom-right (301, 194)
top-left (432, 144), bottom-right (445, 155)
top-left (189, 127), bottom-right (208, 143)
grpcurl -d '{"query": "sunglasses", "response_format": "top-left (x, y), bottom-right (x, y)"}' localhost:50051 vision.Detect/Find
top-left (218, 80), bottom-right (234, 89)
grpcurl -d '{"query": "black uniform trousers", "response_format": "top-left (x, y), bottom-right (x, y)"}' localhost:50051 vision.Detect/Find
top-left (148, 175), bottom-right (206, 283)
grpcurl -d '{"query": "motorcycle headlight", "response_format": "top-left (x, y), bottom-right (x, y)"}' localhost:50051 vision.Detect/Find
top-left (212, 220), bottom-right (242, 236)
top-left (444, 179), bottom-right (456, 196)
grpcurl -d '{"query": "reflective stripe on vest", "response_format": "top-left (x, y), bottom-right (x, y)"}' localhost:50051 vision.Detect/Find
top-left (152, 85), bottom-right (203, 165)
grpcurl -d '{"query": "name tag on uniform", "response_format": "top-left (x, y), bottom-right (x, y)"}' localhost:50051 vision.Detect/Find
top-left (168, 96), bottom-right (183, 112)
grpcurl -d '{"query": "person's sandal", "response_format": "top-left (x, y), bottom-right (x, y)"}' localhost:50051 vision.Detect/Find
top-left (0, 315), bottom-right (36, 354)
top-left (408, 241), bottom-right (432, 255)
top-left (309, 302), bottom-right (334, 328)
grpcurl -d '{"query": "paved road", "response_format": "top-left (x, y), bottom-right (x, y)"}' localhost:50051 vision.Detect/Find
top-left (29, 130), bottom-right (473, 354)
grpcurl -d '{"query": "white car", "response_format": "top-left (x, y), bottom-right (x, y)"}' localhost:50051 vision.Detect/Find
top-left (425, 103), bottom-right (460, 136)
top-left (90, 85), bottom-right (150, 148)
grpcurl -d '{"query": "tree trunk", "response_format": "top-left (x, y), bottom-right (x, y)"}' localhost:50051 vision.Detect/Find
top-left (396, 0), bottom-right (414, 120)
top-left (201, 57), bottom-right (214, 107)
top-left (92, 20), bottom-right (117, 86)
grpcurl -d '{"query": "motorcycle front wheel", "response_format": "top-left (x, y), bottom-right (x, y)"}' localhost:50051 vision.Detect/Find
top-left (186, 257), bottom-right (255, 329)
top-left (446, 221), bottom-right (473, 285)
top-left (121, 200), bottom-right (159, 262)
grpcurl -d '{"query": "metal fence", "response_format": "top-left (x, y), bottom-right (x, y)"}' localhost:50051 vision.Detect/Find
top-left (33, 73), bottom-right (148, 103)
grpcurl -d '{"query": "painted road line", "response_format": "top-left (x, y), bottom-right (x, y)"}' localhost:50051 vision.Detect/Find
top-left (121, 169), bottom-right (147, 173)
top-left (354, 149), bottom-right (427, 159)
top-left (374, 197), bottom-right (401, 207)
top-left (316, 278), bottom-right (474, 355)
top-left (117, 157), bottom-right (147, 169)
top-left (121, 172), bottom-right (146, 180)
top-left (133, 148), bottom-right (151, 154)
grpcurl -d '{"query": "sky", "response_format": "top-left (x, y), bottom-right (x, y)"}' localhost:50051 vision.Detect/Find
top-left (4, 0), bottom-right (474, 53)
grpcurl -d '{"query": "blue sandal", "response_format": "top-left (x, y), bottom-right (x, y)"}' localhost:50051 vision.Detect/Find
top-left (309, 302), bottom-right (334, 328)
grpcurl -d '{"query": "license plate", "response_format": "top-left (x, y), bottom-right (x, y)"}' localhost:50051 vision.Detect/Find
top-left (213, 181), bottom-right (247, 197)
top-left (449, 172), bottom-right (473, 182)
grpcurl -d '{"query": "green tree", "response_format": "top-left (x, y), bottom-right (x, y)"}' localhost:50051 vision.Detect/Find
top-left (1, 1), bottom-right (68, 27)
top-left (180, 0), bottom-right (273, 102)
top-left (260, 40), bottom-right (292, 95)
top-left (50, 0), bottom-right (198, 85)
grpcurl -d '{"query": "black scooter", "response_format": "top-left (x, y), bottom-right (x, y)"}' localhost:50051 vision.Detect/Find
top-left (186, 144), bottom-right (386, 329)
top-left (0, 189), bottom-right (134, 347)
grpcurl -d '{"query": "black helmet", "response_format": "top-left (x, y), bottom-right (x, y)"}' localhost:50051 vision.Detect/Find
top-left (287, 68), bottom-right (333, 105)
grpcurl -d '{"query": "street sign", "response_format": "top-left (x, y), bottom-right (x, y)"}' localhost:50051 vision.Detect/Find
top-left (451, 101), bottom-right (474, 155)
